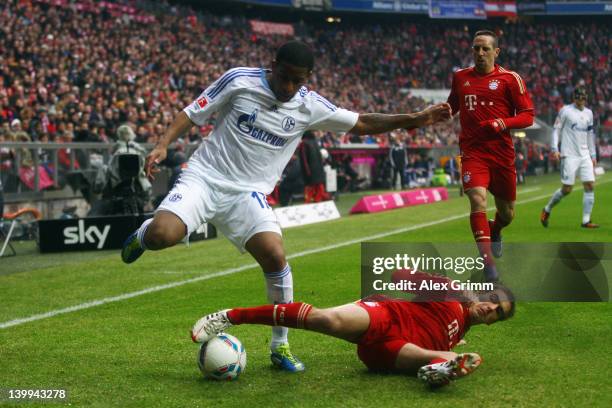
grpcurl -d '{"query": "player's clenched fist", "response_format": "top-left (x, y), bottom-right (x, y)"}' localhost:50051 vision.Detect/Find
top-left (479, 119), bottom-right (506, 135)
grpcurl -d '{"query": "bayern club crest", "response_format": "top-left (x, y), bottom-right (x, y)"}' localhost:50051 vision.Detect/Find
top-left (463, 171), bottom-right (471, 184)
top-left (489, 80), bottom-right (500, 90)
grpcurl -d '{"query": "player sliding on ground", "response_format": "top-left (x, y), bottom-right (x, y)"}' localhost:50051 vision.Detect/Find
top-left (191, 271), bottom-right (515, 387)
top-left (121, 40), bottom-right (452, 372)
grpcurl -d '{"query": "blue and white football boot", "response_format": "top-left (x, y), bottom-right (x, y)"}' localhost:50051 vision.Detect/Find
top-left (121, 231), bottom-right (145, 264)
top-left (271, 343), bottom-right (305, 372)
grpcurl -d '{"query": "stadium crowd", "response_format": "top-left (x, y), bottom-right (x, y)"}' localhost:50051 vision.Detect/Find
top-left (1, 0), bottom-right (610, 147)
top-left (0, 0), bottom-right (610, 196)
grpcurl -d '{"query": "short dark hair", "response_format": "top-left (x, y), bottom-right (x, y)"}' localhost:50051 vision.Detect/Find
top-left (573, 87), bottom-right (587, 100)
top-left (490, 283), bottom-right (516, 320)
top-left (276, 41), bottom-right (314, 71)
top-left (474, 30), bottom-right (499, 48)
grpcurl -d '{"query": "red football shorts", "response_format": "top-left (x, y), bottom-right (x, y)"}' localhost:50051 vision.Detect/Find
top-left (355, 301), bottom-right (407, 371)
top-left (461, 156), bottom-right (516, 201)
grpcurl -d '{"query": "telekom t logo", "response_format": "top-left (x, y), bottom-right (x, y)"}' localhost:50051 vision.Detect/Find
top-left (465, 94), bottom-right (477, 110)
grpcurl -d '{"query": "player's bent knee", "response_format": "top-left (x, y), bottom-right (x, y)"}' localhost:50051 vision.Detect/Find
top-left (260, 247), bottom-right (287, 272)
top-left (246, 232), bottom-right (287, 272)
top-left (145, 218), bottom-right (186, 249)
top-left (306, 309), bottom-right (336, 332)
top-left (467, 191), bottom-right (487, 211)
top-left (501, 208), bottom-right (514, 222)
top-left (469, 200), bottom-right (487, 213)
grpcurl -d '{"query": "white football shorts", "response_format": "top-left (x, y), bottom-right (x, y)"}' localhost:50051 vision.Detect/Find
top-left (560, 156), bottom-right (595, 185)
top-left (156, 166), bottom-right (281, 253)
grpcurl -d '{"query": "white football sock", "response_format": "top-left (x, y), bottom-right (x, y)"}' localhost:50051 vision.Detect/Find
top-left (545, 188), bottom-right (565, 213)
top-left (136, 218), bottom-right (153, 250)
top-left (264, 263), bottom-right (293, 350)
top-left (582, 191), bottom-right (594, 224)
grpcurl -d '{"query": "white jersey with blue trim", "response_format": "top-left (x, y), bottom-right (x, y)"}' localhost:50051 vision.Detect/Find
top-left (552, 103), bottom-right (595, 159)
top-left (183, 67), bottom-right (359, 194)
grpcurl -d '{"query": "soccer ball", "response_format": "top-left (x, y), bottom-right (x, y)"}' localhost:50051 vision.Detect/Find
top-left (197, 333), bottom-right (247, 381)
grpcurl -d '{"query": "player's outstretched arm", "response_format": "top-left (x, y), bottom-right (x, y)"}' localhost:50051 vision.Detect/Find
top-left (349, 103), bottom-right (452, 135)
top-left (145, 111), bottom-right (194, 179)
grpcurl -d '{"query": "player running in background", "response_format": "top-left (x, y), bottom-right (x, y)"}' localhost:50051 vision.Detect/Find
top-left (541, 87), bottom-right (598, 228)
top-left (121, 41), bottom-right (452, 372)
top-left (192, 270), bottom-right (515, 387)
top-left (447, 30), bottom-right (534, 282)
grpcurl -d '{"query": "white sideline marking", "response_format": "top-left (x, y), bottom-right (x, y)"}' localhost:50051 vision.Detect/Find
top-left (517, 187), bottom-right (541, 194)
top-left (0, 182), bottom-right (608, 330)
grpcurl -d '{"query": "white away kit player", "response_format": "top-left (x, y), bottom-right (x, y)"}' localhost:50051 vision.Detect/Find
top-left (120, 41), bottom-right (453, 372)
top-left (541, 87), bottom-right (598, 228)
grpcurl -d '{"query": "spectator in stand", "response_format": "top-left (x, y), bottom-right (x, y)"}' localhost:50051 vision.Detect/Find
top-left (0, 177), bottom-right (3, 219)
top-left (320, 131), bottom-right (338, 149)
top-left (56, 130), bottom-right (79, 172)
top-left (389, 134), bottom-right (407, 190)
top-left (279, 154), bottom-right (304, 207)
top-left (0, 0), bottom-right (609, 148)
top-left (444, 155), bottom-right (461, 186)
top-left (0, 129), bottom-right (15, 189)
top-left (413, 154), bottom-right (431, 187)
top-left (337, 155), bottom-right (361, 193)
top-left (514, 138), bottom-right (526, 185)
top-left (299, 131), bottom-right (329, 203)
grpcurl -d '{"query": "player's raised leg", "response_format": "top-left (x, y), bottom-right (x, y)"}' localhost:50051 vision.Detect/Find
top-left (542, 184), bottom-right (572, 227)
top-left (192, 302), bottom-right (370, 343)
top-left (121, 162), bottom-right (209, 264)
top-left (245, 231), bottom-right (305, 372)
top-left (121, 211), bottom-right (187, 263)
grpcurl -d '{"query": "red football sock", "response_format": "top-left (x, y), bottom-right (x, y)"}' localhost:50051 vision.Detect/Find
top-left (470, 211), bottom-right (494, 266)
top-left (227, 302), bottom-right (313, 329)
top-left (491, 211), bottom-right (509, 237)
top-left (429, 358), bottom-right (448, 365)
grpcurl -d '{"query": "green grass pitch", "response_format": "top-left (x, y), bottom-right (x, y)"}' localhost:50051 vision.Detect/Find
top-left (1, 172), bottom-right (611, 407)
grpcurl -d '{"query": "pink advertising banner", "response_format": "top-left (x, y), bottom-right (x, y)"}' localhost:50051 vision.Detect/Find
top-left (349, 187), bottom-right (448, 214)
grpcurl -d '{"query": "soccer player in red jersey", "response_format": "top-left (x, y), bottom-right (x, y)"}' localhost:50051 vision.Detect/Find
top-left (192, 271), bottom-right (515, 387)
top-left (447, 30), bottom-right (534, 282)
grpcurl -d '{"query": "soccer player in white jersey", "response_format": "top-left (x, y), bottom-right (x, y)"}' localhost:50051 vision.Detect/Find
top-left (541, 87), bottom-right (598, 228)
top-left (121, 41), bottom-right (452, 372)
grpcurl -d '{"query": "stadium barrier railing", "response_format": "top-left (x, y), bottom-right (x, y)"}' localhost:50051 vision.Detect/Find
top-left (0, 142), bottom-right (198, 201)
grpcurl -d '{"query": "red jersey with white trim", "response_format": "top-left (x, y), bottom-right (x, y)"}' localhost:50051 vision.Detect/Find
top-left (384, 300), bottom-right (470, 351)
top-left (447, 64), bottom-right (534, 166)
